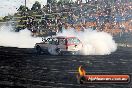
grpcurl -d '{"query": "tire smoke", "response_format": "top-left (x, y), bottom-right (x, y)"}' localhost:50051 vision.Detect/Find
top-left (0, 24), bottom-right (117, 55)
top-left (57, 29), bottom-right (117, 55)
top-left (0, 24), bottom-right (41, 48)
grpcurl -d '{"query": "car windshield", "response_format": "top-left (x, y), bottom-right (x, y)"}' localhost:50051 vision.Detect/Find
top-left (67, 37), bottom-right (80, 44)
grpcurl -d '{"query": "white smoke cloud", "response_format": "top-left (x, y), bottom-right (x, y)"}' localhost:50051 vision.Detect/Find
top-left (0, 24), bottom-right (117, 55)
top-left (57, 29), bottom-right (117, 55)
top-left (0, 25), bottom-right (41, 48)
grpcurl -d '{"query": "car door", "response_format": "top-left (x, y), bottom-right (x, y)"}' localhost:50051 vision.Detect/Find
top-left (47, 38), bottom-right (60, 55)
top-left (41, 38), bottom-right (52, 50)
top-left (57, 38), bottom-right (66, 51)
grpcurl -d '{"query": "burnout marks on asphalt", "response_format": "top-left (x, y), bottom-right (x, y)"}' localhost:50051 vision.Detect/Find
top-left (0, 47), bottom-right (132, 88)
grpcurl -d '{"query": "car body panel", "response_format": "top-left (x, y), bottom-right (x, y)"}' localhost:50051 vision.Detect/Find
top-left (35, 36), bottom-right (83, 55)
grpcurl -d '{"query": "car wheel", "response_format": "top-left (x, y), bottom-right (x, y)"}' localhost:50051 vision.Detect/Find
top-left (55, 48), bottom-right (62, 55)
top-left (48, 46), bottom-right (61, 55)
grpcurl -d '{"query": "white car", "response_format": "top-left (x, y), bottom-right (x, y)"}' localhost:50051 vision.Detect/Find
top-left (35, 36), bottom-right (83, 55)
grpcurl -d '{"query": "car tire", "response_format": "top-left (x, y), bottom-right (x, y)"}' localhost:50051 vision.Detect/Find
top-left (48, 46), bottom-right (61, 55)
top-left (55, 48), bottom-right (62, 55)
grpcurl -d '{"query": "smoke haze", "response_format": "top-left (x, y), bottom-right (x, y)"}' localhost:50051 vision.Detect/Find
top-left (0, 24), bottom-right (117, 55)
top-left (0, 24), bottom-right (41, 48)
top-left (57, 29), bottom-right (117, 55)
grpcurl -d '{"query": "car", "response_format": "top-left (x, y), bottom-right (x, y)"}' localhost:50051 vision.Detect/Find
top-left (35, 36), bottom-right (83, 55)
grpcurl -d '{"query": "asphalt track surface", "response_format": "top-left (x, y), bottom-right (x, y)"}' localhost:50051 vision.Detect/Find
top-left (0, 46), bottom-right (132, 88)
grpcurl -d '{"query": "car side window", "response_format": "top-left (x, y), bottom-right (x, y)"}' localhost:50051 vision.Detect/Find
top-left (59, 39), bottom-right (66, 45)
top-left (67, 38), bottom-right (80, 44)
top-left (52, 38), bottom-right (59, 45)
top-left (67, 38), bottom-right (73, 44)
top-left (74, 38), bottom-right (80, 44)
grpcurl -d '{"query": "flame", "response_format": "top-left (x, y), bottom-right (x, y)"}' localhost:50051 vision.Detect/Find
top-left (78, 66), bottom-right (86, 76)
